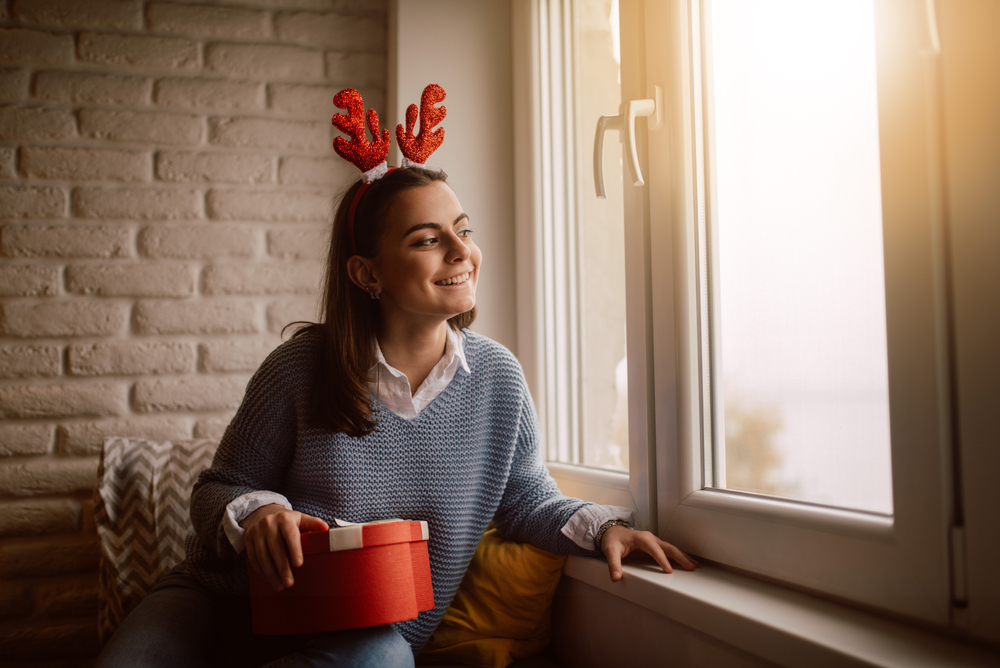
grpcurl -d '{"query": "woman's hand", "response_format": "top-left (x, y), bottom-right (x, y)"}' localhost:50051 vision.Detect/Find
top-left (241, 503), bottom-right (329, 592)
top-left (600, 525), bottom-right (699, 582)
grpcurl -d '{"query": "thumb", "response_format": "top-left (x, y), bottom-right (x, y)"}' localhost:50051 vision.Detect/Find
top-left (298, 513), bottom-right (330, 533)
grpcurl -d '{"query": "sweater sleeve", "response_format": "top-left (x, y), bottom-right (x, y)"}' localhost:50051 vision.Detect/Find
top-left (492, 383), bottom-right (599, 557)
top-left (189, 343), bottom-right (301, 560)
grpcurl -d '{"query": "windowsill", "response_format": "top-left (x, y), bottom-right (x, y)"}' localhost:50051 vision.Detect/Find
top-left (561, 555), bottom-right (997, 667)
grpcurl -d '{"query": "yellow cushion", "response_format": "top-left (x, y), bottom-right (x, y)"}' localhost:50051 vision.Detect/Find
top-left (419, 528), bottom-right (567, 668)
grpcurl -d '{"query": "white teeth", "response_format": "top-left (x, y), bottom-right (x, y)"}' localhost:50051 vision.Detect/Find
top-left (436, 272), bottom-right (470, 286)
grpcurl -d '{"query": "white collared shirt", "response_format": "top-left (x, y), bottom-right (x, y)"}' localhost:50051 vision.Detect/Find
top-left (222, 328), bottom-right (633, 553)
top-left (371, 326), bottom-right (471, 420)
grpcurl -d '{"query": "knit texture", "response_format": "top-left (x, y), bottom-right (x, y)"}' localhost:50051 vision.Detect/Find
top-left (178, 329), bottom-right (596, 652)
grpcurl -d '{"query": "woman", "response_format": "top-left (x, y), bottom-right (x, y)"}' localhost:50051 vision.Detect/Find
top-left (97, 135), bottom-right (696, 668)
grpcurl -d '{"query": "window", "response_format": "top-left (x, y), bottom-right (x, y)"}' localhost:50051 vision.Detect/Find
top-left (519, 0), bottom-right (1000, 638)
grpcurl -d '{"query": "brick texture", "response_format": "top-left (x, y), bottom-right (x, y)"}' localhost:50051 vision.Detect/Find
top-left (34, 574), bottom-right (100, 618)
top-left (0, 146), bottom-right (16, 178)
top-left (22, 146), bottom-right (152, 182)
top-left (200, 338), bottom-right (275, 372)
top-left (134, 375), bottom-right (251, 413)
top-left (156, 151), bottom-right (273, 184)
top-left (278, 155), bottom-right (353, 186)
top-left (33, 70), bottom-right (152, 106)
top-left (12, 0), bottom-right (143, 31)
top-left (66, 263), bottom-right (195, 297)
top-left (194, 414), bottom-right (235, 440)
top-left (0, 301), bottom-right (126, 338)
top-left (78, 32), bottom-right (200, 70)
top-left (0, 3), bottom-right (384, 662)
top-left (58, 416), bottom-right (191, 456)
top-left (273, 11), bottom-right (385, 51)
top-left (325, 51), bottom-right (386, 86)
top-left (0, 499), bottom-right (81, 538)
top-left (1, 224), bottom-right (130, 258)
top-left (0, 344), bottom-right (61, 378)
top-left (268, 227), bottom-right (328, 259)
top-left (74, 186), bottom-right (201, 220)
top-left (205, 42), bottom-right (323, 80)
top-left (0, 28), bottom-right (74, 67)
top-left (0, 383), bottom-right (127, 419)
top-left (0, 68), bottom-right (30, 100)
top-left (209, 116), bottom-right (329, 152)
top-left (207, 189), bottom-right (330, 221)
top-left (203, 261), bottom-right (323, 295)
top-left (0, 185), bottom-right (66, 218)
top-left (0, 425), bottom-right (54, 457)
top-left (78, 108), bottom-right (204, 146)
top-left (134, 299), bottom-right (259, 335)
top-left (0, 535), bottom-right (100, 579)
top-left (68, 341), bottom-right (195, 376)
top-left (139, 224), bottom-right (257, 259)
top-left (267, 297), bottom-right (318, 333)
top-left (0, 265), bottom-right (60, 296)
top-left (154, 78), bottom-right (263, 111)
top-left (0, 458), bottom-right (101, 497)
top-left (146, 3), bottom-right (270, 39)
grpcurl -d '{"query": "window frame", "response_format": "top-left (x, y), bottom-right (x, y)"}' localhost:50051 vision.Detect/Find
top-left (515, 0), bottom-right (990, 628)
top-left (515, 0), bottom-right (657, 532)
top-left (650, 0), bottom-right (957, 623)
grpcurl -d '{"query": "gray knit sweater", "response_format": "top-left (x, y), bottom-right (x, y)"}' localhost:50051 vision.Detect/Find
top-left (180, 329), bottom-right (595, 651)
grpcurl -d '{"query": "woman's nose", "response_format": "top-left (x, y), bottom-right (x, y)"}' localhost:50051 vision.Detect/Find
top-left (446, 233), bottom-right (472, 263)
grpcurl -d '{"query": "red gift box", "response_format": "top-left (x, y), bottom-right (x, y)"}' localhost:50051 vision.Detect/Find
top-left (248, 519), bottom-right (434, 635)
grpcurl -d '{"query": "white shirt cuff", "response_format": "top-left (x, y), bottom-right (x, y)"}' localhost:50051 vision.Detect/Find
top-left (561, 504), bottom-right (638, 551)
top-left (223, 491), bottom-right (292, 554)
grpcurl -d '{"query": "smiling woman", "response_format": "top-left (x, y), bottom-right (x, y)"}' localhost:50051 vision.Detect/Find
top-left (92, 118), bottom-right (695, 665)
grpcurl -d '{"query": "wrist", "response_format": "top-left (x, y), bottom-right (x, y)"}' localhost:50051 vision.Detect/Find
top-left (594, 518), bottom-right (632, 550)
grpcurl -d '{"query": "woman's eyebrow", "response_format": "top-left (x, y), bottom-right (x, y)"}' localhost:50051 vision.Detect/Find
top-left (404, 222), bottom-right (442, 236)
top-left (404, 215), bottom-right (469, 237)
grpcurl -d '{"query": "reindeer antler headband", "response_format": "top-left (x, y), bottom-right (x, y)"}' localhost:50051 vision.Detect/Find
top-left (332, 84), bottom-right (448, 255)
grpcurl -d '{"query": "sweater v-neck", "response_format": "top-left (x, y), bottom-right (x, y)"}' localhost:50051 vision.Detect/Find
top-left (374, 353), bottom-right (472, 427)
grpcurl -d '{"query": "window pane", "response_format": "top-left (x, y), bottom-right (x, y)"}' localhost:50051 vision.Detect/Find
top-left (708, 0), bottom-right (892, 513)
top-left (576, 0), bottom-right (628, 471)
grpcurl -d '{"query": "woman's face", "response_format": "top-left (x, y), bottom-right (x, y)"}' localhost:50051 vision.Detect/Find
top-left (369, 180), bottom-right (481, 327)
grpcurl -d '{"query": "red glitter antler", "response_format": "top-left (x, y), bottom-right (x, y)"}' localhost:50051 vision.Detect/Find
top-left (332, 88), bottom-right (390, 176)
top-left (396, 84), bottom-right (447, 165)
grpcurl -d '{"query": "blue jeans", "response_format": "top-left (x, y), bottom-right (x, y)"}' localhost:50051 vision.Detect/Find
top-left (95, 572), bottom-right (415, 668)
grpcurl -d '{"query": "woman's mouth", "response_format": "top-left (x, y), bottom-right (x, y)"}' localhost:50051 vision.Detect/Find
top-left (434, 272), bottom-right (471, 286)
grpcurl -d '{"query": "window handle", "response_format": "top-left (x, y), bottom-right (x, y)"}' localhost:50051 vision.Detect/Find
top-left (593, 113), bottom-right (623, 199)
top-left (593, 90), bottom-right (661, 198)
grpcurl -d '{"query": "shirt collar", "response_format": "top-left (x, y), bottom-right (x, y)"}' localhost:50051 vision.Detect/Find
top-left (372, 327), bottom-right (471, 377)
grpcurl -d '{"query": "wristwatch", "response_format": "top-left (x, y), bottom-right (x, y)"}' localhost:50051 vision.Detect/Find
top-left (594, 519), bottom-right (632, 550)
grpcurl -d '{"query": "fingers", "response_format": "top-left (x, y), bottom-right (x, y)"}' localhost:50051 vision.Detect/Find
top-left (281, 514), bottom-right (305, 570)
top-left (249, 525), bottom-right (283, 591)
top-left (605, 541), bottom-right (625, 582)
top-left (267, 517), bottom-right (294, 589)
top-left (660, 539), bottom-right (699, 571)
top-left (299, 513), bottom-right (330, 533)
top-left (604, 529), bottom-right (700, 579)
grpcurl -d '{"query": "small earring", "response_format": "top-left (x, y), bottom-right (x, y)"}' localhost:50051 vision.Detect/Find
top-left (367, 287), bottom-right (380, 300)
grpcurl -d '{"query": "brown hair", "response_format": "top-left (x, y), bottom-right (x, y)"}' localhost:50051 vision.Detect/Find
top-left (291, 167), bottom-right (476, 436)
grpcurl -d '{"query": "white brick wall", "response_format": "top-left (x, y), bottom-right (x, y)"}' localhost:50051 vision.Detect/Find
top-left (0, 1), bottom-right (386, 663)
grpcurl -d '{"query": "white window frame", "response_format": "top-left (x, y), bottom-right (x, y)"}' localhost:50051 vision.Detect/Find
top-left (516, 0), bottom-right (1000, 638)
top-left (515, 0), bottom-right (656, 531)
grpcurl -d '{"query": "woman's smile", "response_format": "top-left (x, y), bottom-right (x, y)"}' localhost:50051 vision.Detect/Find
top-left (434, 271), bottom-right (472, 286)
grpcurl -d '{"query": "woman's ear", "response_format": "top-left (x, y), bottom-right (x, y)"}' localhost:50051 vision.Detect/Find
top-left (346, 256), bottom-right (380, 293)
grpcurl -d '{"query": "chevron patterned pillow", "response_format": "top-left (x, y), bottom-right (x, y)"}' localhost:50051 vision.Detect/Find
top-left (93, 437), bottom-right (218, 644)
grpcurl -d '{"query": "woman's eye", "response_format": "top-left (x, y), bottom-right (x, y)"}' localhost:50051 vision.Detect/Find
top-left (458, 228), bottom-right (473, 238)
top-left (414, 236), bottom-right (439, 247)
